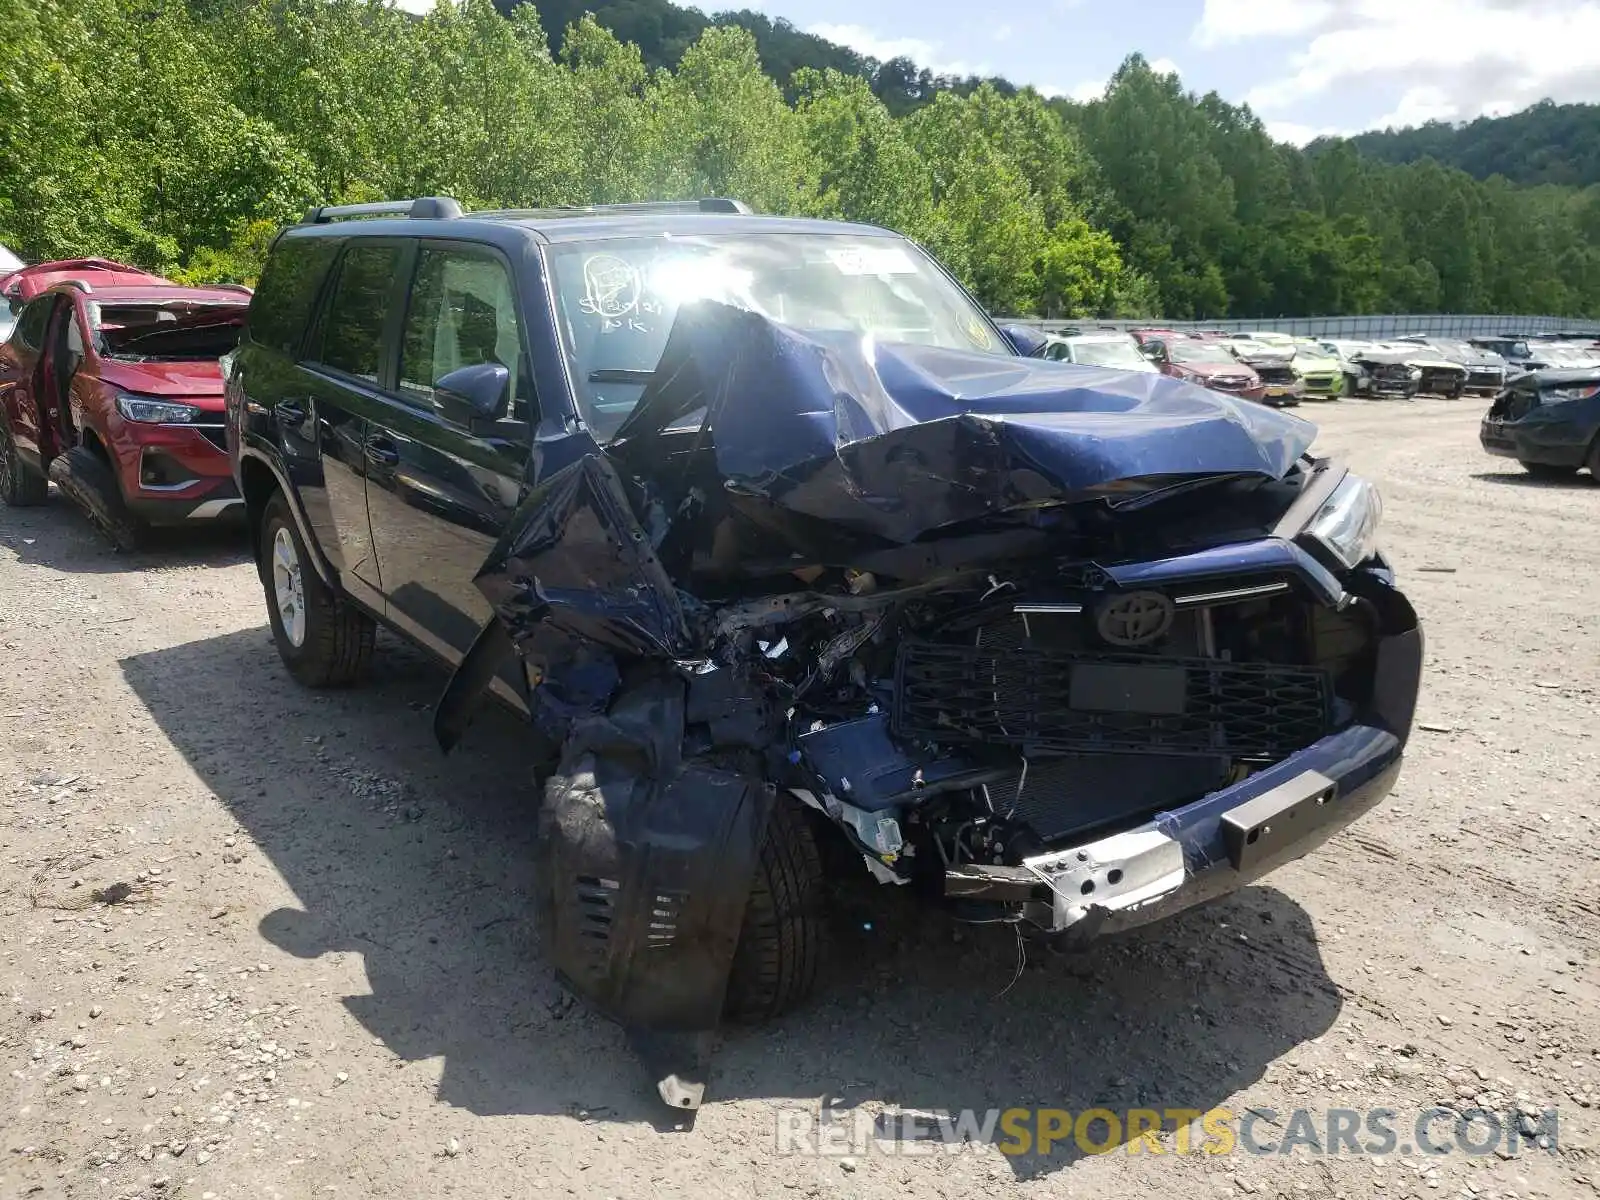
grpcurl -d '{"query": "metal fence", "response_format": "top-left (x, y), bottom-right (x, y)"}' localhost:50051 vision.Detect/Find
top-left (1006, 313), bottom-right (1600, 339)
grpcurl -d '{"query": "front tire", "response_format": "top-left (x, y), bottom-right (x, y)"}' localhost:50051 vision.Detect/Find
top-left (259, 491), bottom-right (374, 687)
top-left (724, 796), bottom-right (828, 1022)
top-left (48, 445), bottom-right (145, 551)
top-left (0, 417), bottom-right (49, 507)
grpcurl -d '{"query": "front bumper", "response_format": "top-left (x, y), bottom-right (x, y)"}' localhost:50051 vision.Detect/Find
top-left (1297, 373), bottom-right (1343, 399)
top-left (945, 574), bottom-right (1422, 937)
top-left (109, 419), bottom-right (243, 523)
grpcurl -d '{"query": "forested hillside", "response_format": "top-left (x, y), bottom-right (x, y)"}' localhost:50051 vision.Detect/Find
top-left (1344, 101), bottom-right (1600, 188)
top-left (3, 0), bottom-right (1598, 321)
top-left (515, 0), bottom-right (1019, 113)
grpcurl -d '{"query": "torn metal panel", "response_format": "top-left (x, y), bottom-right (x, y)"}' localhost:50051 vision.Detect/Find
top-left (610, 302), bottom-right (1316, 544)
top-left (475, 452), bottom-right (694, 658)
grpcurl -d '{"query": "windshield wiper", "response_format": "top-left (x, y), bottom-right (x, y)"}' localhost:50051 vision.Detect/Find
top-left (588, 368), bottom-right (655, 384)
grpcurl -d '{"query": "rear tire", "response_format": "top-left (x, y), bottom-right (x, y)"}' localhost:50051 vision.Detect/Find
top-left (48, 445), bottom-right (145, 551)
top-left (724, 795), bottom-right (828, 1022)
top-left (0, 417), bottom-right (49, 507)
top-left (1520, 460), bottom-right (1576, 479)
top-left (259, 491), bottom-right (374, 688)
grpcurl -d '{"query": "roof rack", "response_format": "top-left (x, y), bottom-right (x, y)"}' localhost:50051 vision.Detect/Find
top-left (301, 196), bottom-right (464, 224)
top-left (575, 198), bottom-right (752, 215)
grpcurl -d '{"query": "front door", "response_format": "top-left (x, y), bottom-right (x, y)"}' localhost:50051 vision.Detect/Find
top-left (364, 241), bottom-right (532, 701)
top-left (0, 297), bottom-right (62, 464)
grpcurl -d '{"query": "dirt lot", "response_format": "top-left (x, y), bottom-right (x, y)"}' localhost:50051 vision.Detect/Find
top-left (1, 396), bottom-right (1597, 1200)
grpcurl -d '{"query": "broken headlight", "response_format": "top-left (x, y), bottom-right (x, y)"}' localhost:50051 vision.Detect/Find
top-left (1306, 473), bottom-right (1383, 570)
top-left (116, 393), bottom-right (202, 424)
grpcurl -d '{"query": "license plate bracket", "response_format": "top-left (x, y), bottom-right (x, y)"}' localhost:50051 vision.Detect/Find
top-left (1220, 770), bottom-right (1337, 872)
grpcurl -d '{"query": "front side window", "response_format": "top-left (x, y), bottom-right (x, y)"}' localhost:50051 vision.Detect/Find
top-left (399, 244), bottom-right (529, 417)
top-left (313, 243), bottom-right (401, 383)
top-left (545, 233), bottom-right (1005, 440)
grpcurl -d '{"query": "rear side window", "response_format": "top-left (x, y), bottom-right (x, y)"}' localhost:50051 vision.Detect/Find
top-left (312, 243), bottom-right (402, 383)
top-left (249, 237), bottom-right (338, 356)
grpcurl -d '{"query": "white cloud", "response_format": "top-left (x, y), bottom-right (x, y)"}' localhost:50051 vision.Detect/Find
top-left (1371, 85), bottom-right (1459, 130)
top-left (1193, 0), bottom-right (1333, 47)
top-left (1064, 56), bottom-right (1181, 105)
top-left (1233, 0), bottom-right (1600, 129)
top-left (993, 23), bottom-right (1014, 43)
top-left (805, 22), bottom-right (988, 77)
top-left (391, 0), bottom-right (433, 12)
top-left (1266, 119), bottom-right (1347, 146)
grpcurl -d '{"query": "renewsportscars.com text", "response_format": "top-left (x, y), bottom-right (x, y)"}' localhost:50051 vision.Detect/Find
top-left (774, 1105), bottom-right (1561, 1159)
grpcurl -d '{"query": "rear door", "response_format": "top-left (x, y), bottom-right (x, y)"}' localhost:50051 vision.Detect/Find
top-left (364, 240), bottom-right (532, 697)
top-left (295, 239), bottom-right (409, 611)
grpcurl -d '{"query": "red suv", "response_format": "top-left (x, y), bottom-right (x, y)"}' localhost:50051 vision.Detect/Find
top-left (0, 276), bottom-right (250, 547)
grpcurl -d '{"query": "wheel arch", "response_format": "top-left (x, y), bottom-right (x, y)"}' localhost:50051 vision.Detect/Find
top-left (238, 446), bottom-right (336, 587)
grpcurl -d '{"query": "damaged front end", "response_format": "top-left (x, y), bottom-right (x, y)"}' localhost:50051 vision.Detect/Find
top-left (445, 302), bottom-right (1421, 1109)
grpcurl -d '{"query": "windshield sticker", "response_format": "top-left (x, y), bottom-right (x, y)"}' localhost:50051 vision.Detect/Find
top-left (579, 255), bottom-right (643, 320)
top-left (963, 313), bottom-right (993, 349)
top-left (826, 245), bottom-right (918, 277)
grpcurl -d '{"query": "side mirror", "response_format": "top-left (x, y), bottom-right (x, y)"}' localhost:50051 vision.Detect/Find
top-left (997, 323), bottom-right (1049, 358)
top-left (433, 362), bottom-right (509, 430)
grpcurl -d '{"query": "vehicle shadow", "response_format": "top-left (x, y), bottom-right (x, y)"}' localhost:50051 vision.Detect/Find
top-left (0, 489), bottom-right (250, 571)
top-left (1471, 469), bottom-right (1594, 489)
top-left (120, 627), bottom-right (1345, 1174)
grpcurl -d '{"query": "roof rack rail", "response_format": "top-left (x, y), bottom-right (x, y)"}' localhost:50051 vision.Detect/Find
top-left (301, 196), bottom-right (464, 224)
top-left (550, 197), bottom-right (753, 216)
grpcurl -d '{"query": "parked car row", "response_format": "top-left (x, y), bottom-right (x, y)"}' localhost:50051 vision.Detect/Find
top-left (1, 205), bottom-right (1424, 1112)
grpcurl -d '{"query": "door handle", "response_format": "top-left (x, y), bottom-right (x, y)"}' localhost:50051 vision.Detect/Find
top-left (364, 436), bottom-right (400, 467)
top-left (276, 399), bottom-right (308, 428)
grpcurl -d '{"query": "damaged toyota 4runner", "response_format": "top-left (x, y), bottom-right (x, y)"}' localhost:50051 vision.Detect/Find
top-left (227, 198), bottom-right (1424, 1111)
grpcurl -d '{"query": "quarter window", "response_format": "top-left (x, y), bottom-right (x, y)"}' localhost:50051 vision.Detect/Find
top-left (314, 243), bottom-right (401, 383)
top-left (398, 245), bottom-right (528, 417)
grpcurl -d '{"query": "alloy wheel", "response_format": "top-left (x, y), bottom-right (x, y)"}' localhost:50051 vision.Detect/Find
top-left (272, 525), bottom-right (308, 649)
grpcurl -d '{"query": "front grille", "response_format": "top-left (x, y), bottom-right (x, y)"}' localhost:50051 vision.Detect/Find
top-left (1467, 369), bottom-right (1504, 390)
top-left (1255, 365), bottom-right (1296, 386)
top-left (895, 643), bottom-right (1332, 758)
top-left (1211, 376), bottom-right (1252, 391)
top-left (1302, 373), bottom-right (1339, 391)
top-left (1419, 368), bottom-right (1464, 394)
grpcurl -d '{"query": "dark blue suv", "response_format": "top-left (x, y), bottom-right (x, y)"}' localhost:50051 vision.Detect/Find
top-left (228, 197), bottom-right (1422, 1109)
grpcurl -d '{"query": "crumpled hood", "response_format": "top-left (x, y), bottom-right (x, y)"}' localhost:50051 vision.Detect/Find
top-left (98, 359), bottom-right (226, 403)
top-left (611, 302), bottom-right (1314, 544)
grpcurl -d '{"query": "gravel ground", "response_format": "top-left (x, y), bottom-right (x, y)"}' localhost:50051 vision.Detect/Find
top-left (1, 396), bottom-right (1596, 1200)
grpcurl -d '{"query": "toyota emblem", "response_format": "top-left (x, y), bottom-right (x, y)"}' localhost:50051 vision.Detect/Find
top-left (1096, 591), bottom-right (1175, 647)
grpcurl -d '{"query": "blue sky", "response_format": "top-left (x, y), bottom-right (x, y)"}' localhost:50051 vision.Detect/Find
top-left (730, 0), bottom-right (1600, 144)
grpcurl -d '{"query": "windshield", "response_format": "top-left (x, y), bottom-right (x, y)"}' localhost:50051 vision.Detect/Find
top-left (1069, 338), bottom-right (1148, 369)
top-left (1170, 341), bottom-right (1238, 365)
top-left (545, 233), bottom-right (1004, 439)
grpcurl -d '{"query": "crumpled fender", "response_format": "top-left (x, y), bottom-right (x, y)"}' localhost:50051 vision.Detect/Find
top-left (536, 669), bottom-right (776, 1110)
